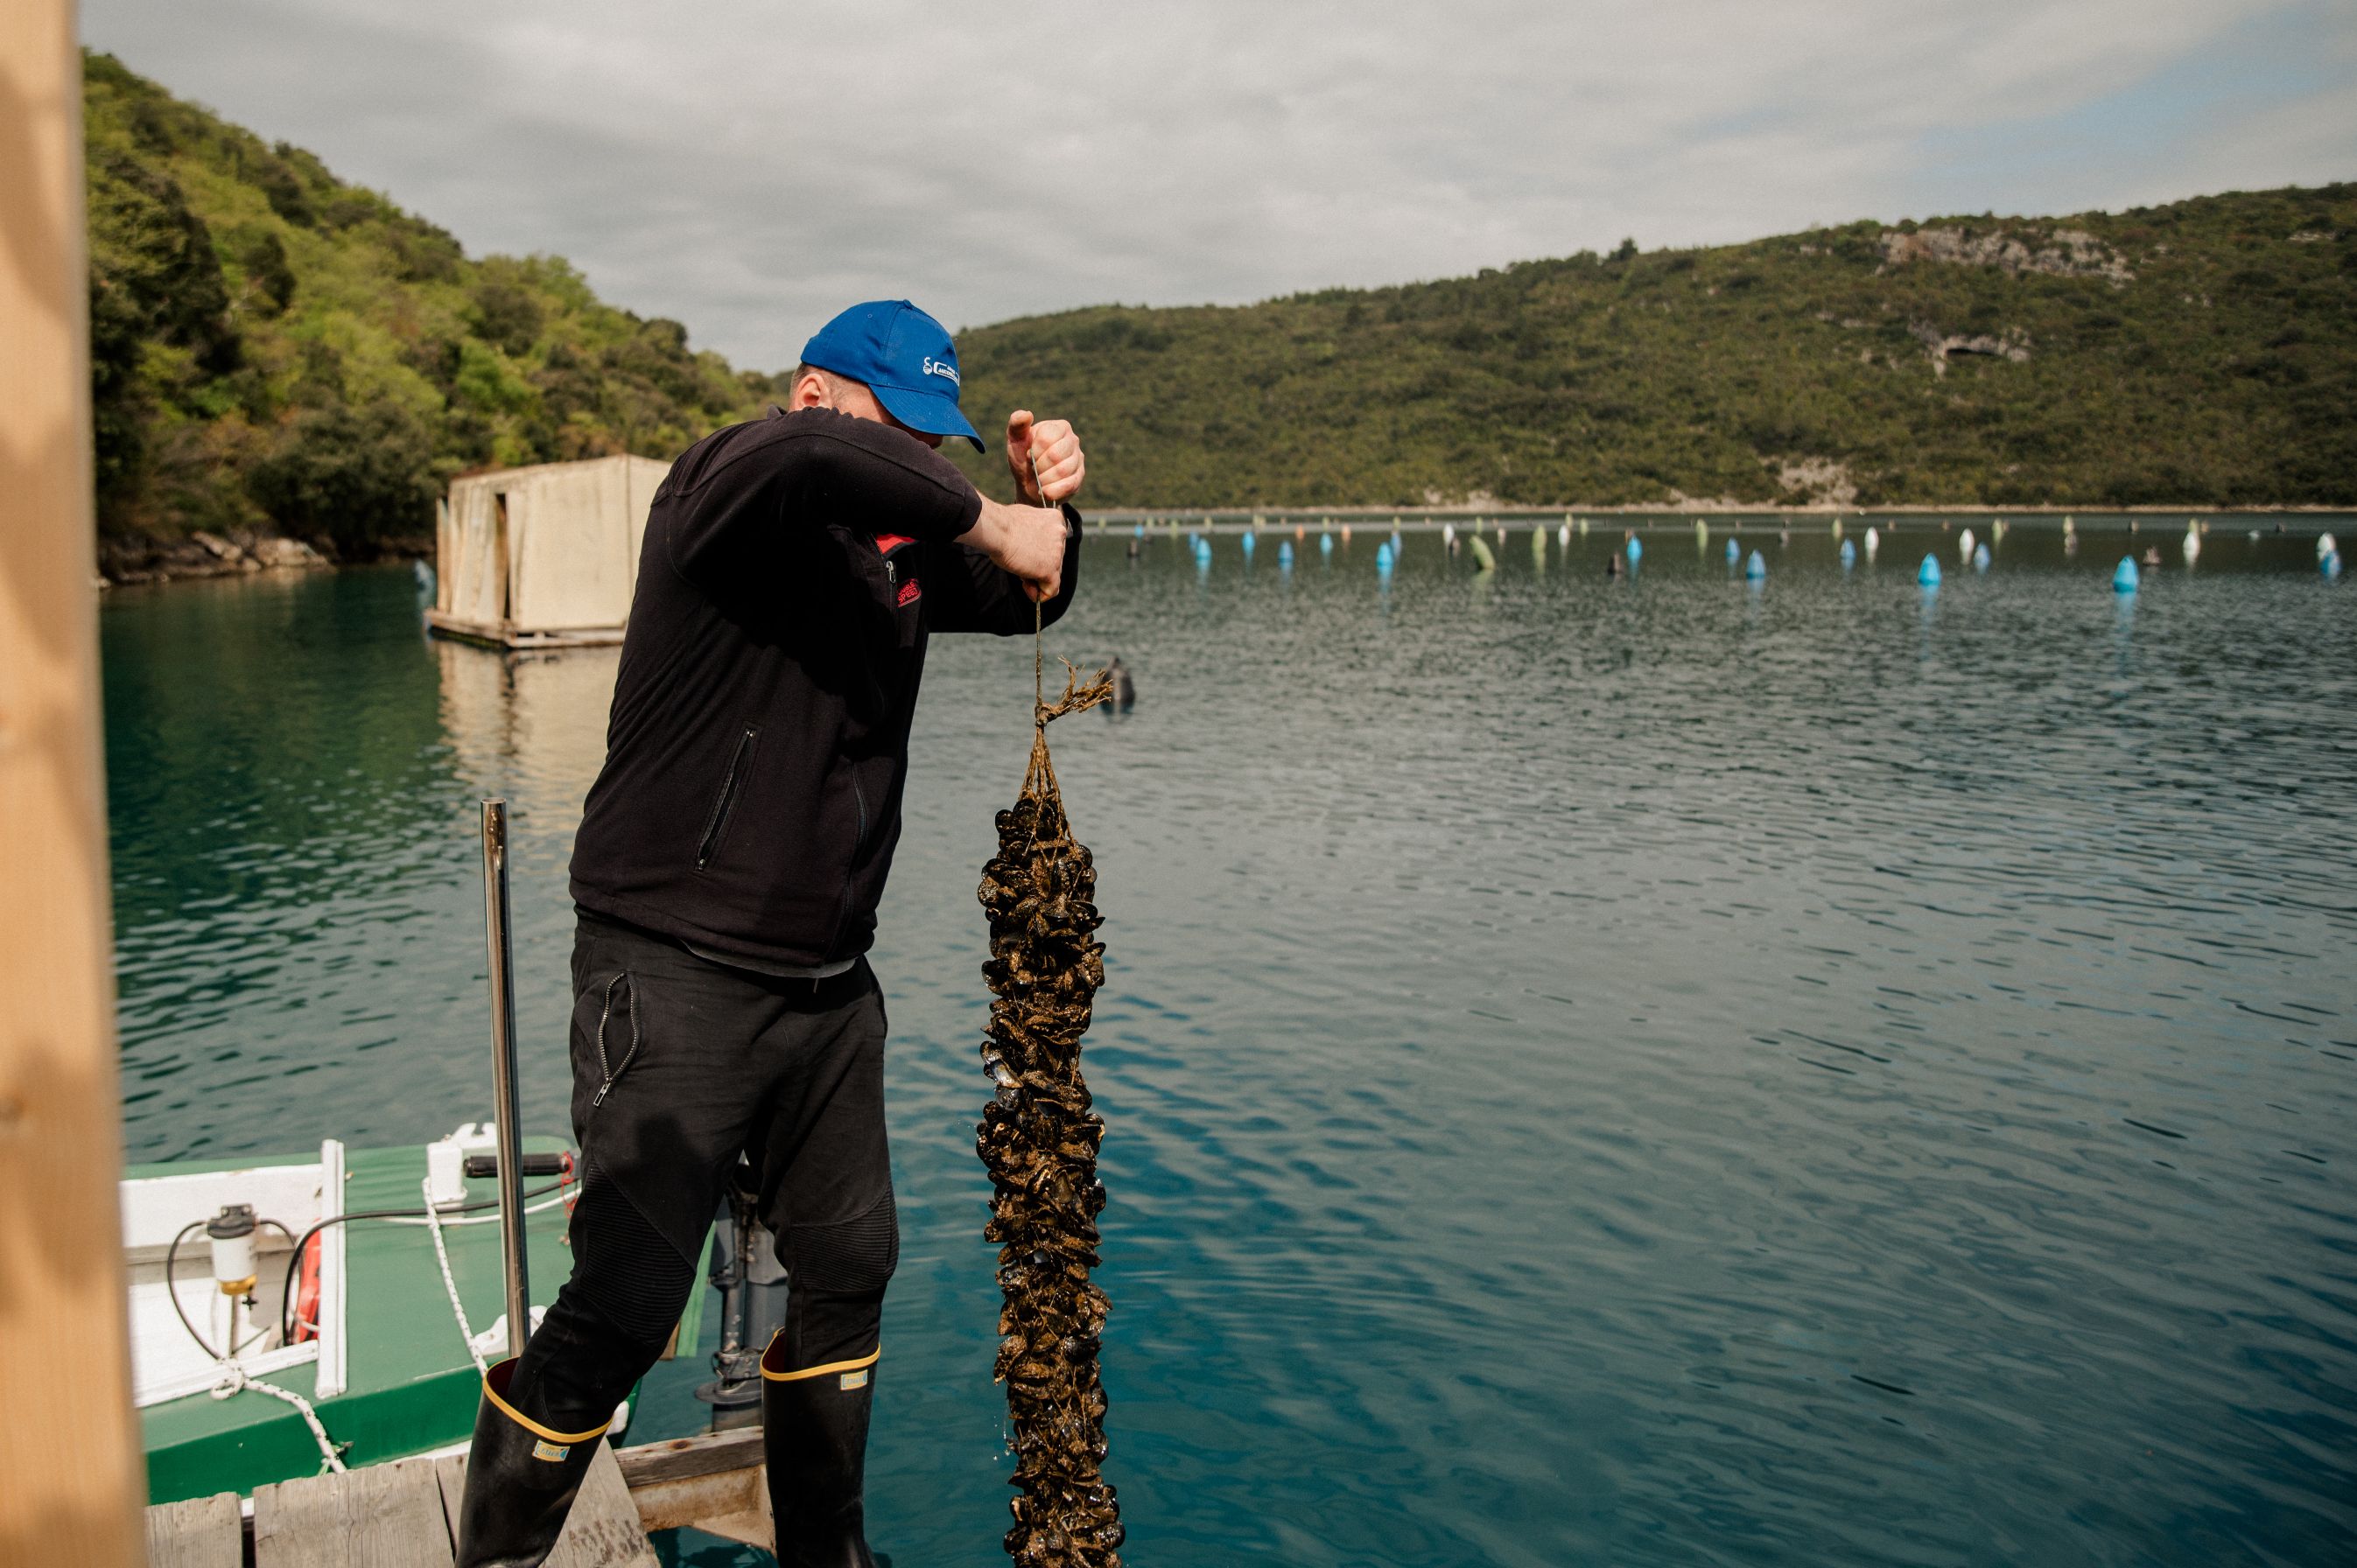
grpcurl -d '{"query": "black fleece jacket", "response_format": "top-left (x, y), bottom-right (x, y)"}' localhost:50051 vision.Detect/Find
top-left (568, 406), bottom-right (1080, 969)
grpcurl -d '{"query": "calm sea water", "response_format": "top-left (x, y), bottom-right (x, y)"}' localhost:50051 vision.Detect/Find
top-left (104, 519), bottom-right (2356, 1566)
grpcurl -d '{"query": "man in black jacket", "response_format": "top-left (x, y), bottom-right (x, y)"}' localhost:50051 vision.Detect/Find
top-left (456, 300), bottom-right (1083, 1568)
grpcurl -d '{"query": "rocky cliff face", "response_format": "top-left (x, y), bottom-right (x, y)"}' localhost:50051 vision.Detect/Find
top-left (1880, 226), bottom-right (2133, 285)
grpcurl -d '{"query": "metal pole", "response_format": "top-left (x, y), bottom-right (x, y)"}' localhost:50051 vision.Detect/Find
top-left (481, 798), bottom-right (532, 1357)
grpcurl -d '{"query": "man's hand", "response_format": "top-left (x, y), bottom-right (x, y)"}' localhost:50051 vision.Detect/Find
top-left (1007, 410), bottom-right (1084, 507)
top-left (961, 496), bottom-right (1068, 601)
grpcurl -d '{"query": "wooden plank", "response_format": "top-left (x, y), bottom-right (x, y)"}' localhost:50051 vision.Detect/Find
top-left (435, 1446), bottom-right (656, 1568)
top-left (432, 1452), bottom-right (466, 1542)
top-left (615, 1430), bottom-right (769, 1554)
top-left (254, 1457), bottom-right (454, 1568)
top-left (0, 7), bottom-right (147, 1566)
top-left (144, 1491), bottom-right (244, 1568)
top-left (550, 1444), bottom-right (660, 1568)
top-left (613, 1427), bottom-right (764, 1487)
top-left (627, 1460), bottom-right (768, 1539)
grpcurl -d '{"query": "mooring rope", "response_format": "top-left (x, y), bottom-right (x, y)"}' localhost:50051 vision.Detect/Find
top-left (422, 1176), bottom-right (492, 1377)
top-left (210, 1362), bottom-right (349, 1474)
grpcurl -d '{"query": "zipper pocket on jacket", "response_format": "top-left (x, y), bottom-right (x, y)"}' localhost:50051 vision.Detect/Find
top-left (695, 725), bottom-right (759, 870)
top-left (850, 774), bottom-right (869, 859)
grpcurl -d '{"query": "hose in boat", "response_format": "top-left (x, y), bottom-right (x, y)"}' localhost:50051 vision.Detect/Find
top-left (270, 1177), bottom-right (570, 1346)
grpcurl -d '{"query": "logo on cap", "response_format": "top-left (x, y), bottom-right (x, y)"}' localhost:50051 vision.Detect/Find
top-left (921, 356), bottom-right (960, 388)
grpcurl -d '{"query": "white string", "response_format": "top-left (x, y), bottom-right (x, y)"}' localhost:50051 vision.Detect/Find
top-left (211, 1362), bottom-right (348, 1474)
top-left (376, 1190), bottom-right (568, 1228)
top-left (422, 1177), bottom-right (490, 1376)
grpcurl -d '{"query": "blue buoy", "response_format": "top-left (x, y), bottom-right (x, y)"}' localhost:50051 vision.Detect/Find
top-left (1918, 555), bottom-right (1941, 587)
top-left (2324, 550), bottom-right (2342, 580)
top-left (1725, 538), bottom-right (1739, 564)
top-left (1133, 522), bottom-right (1144, 538)
top-left (1376, 541), bottom-right (1395, 571)
top-left (1279, 540), bottom-right (1294, 567)
top-left (1627, 536), bottom-right (1643, 564)
top-left (1744, 550), bottom-right (1766, 580)
top-left (1240, 530), bottom-right (1256, 557)
top-left (2114, 556), bottom-right (2139, 593)
top-left (1319, 533), bottom-right (1334, 558)
top-left (1974, 543), bottom-right (1990, 572)
top-left (1839, 539), bottom-right (1856, 568)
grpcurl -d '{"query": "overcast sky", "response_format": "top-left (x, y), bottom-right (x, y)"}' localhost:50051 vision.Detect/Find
top-left (81, 0), bottom-right (2355, 371)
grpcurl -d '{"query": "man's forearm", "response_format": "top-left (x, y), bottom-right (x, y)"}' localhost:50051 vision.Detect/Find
top-left (960, 494), bottom-right (1070, 589)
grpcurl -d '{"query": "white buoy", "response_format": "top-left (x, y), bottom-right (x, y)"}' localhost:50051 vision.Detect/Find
top-left (1864, 526), bottom-right (1880, 557)
top-left (2320, 532), bottom-right (2339, 559)
top-left (1959, 527), bottom-right (1976, 562)
top-left (1558, 522), bottom-right (1570, 548)
top-left (2182, 527), bottom-right (2200, 564)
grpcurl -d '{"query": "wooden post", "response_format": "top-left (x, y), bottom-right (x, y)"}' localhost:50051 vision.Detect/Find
top-left (0, 4), bottom-right (150, 1565)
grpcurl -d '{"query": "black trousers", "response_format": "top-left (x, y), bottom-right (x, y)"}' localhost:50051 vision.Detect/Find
top-left (507, 910), bottom-right (898, 1432)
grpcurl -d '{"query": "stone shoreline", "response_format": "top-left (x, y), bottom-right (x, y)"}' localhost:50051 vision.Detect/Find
top-left (96, 531), bottom-right (427, 587)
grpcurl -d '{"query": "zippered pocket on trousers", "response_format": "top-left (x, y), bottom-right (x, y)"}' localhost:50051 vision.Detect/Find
top-left (590, 971), bottom-right (640, 1110)
top-left (695, 725), bottom-right (759, 870)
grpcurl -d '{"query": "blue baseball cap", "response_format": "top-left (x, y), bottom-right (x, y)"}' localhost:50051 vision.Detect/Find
top-left (799, 299), bottom-right (983, 452)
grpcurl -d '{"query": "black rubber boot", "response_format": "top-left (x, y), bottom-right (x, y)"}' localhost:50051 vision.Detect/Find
top-left (455, 1357), bottom-right (612, 1568)
top-left (762, 1334), bottom-right (882, 1568)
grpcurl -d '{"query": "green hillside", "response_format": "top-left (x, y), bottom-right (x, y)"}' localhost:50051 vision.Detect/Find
top-left (85, 51), bottom-right (2353, 553)
top-left (949, 187), bottom-right (2355, 510)
top-left (82, 51), bottom-right (777, 556)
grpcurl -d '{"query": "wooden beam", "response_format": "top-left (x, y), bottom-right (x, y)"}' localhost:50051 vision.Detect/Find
top-left (143, 1493), bottom-right (242, 1568)
top-left (613, 1429), bottom-right (771, 1552)
top-left (612, 1428), bottom-right (764, 1488)
top-left (0, 4), bottom-right (148, 1567)
top-left (254, 1459), bottom-right (456, 1568)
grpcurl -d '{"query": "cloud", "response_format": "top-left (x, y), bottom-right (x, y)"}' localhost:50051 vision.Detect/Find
top-left (81, 0), bottom-right (2353, 368)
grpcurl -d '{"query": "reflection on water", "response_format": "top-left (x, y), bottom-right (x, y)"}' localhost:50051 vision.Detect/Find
top-left (102, 520), bottom-right (2357, 1567)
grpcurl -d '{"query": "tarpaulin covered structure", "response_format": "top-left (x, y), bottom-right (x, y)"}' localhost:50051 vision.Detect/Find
top-left (426, 454), bottom-right (670, 648)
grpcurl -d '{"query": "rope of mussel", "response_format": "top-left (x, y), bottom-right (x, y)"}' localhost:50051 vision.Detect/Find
top-left (980, 458), bottom-right (1123, 1566)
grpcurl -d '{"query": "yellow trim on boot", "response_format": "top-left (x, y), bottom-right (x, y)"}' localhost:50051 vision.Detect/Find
top-left (481, 1371), bottom-right (612, 1447)
top-left (760, 1338), bottom-right (882, 1384)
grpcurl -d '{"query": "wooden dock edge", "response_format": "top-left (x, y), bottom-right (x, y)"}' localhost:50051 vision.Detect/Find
top-left (142, 1429), bottom-right (771, 1565)
top-left (424, 609), bottom-right (628, 650)
top-left (613, 1427), bottom-right (773, 1553)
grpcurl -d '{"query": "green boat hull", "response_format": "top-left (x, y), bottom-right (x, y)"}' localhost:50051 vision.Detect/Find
top-left (133, 1134), bottom-right (703, 1504)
